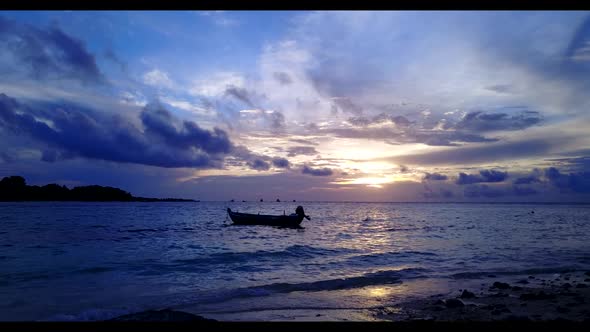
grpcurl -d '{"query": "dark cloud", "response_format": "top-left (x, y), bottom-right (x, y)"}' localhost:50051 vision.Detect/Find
top-left (423, 185), bottom-right (453, 199)
top-left (423, 172), bottom-right (448, 181)
top-left (485, 84), bottom-right (514, 94)
top-left (512, 185), bottom-right (538, 196)
top-left (566, 15), bottom-right (590, 61)
top-left (346, 113), bottom-right (412, 127)
top-left (399, 165), bottom-right (409, 173)
top-left (287, 146), bottom-right (318, 157)
top-left (464, 183), bottom-right (539, 198)
top-left (513, 169), bottom-right (543, 185)
top-left (513, 176), bottom-right (541, 185)
top-left (140, 102), bottom-right (232, 154)
top-left (454, 110), bottom-right (542, 132)
top-left (224, 85), bottom-right (255, 107)
top-left (41, 150), bottom-right (58, 163)
top-left (389, 138), bottom-right (564, 166)
top-left (326, 127), bottom-right (496, 147)
top-left (544, 167), bottom-right (590, 193)
top-left (464, 184), bottom-right (507, 198)
top-left (271, 157), bottom-right (290, 168)
top-left (289, 138), bottom-right (318, 146)
top-left (247, 158), bottom-right (270, 171)
top-left (0, 151), bottom-right (14, 163)
top-left (0, 16), bottom-right (104, 84)
top-left (103, 49), bottom-right (127, 72)
top-left (347, 116), bottom-right (372, 127)
top-left (413, 132), bottom-right (497, 146)
top-left (268, 111), bottom-right (285, 130)
top-left (0, 93), bottom-right (234, 168)
top-left (332, 97), bottom-right (363, 115)
top-left (456, 169), bottom-right (508, 185)
top-left (273, 72), bottom-right (292, 85)
top-left (391, 115), bottom-right (412, 127)
top-left (302, 165), bottom-right (333, 176)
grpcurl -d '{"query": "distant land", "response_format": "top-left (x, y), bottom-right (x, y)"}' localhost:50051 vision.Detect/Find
top-left (0, 176), bottom-right (196, 202)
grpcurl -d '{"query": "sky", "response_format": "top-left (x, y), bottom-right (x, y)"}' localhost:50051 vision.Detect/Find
top-left (1, 10), bottom-right (590, 202)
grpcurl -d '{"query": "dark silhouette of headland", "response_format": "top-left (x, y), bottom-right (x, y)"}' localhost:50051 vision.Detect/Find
top-left (0, 176), bottom-right (195, 202)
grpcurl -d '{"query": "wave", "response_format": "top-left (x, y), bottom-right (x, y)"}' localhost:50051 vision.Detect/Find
top-left (43, 308), bottom-right (138, 321)
top-left (342, 251), bottom-right (438, 267)
top-left (180, 267), bottom-right (428, 306)
top-left (120, 228), bottom-right (167, 233)
top-left (172, 245), bottom-right (356, 266)
top-left (74, 266), bottom-right (115, 274)
top-left (450, 266), bottom-right (584, 279)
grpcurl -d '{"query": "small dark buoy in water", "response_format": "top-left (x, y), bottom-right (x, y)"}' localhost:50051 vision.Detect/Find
top-left (531, 210), bottom-right (535, 214)
top-left (242, 200), bottom-right (246, 202)
top-left (230, 199), bottom-right (235, 202)
top-left (260, 198), bottom-right (263, 202)
top-left (276, 198), bottom-right (280, 202)
top-left (293, 199), bottom-right (296, 202)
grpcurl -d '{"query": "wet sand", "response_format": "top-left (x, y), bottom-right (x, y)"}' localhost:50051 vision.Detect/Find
top-left (108, 271), bottom-right (590, 322)
top-left (372, 271), bottom-right (590, 322)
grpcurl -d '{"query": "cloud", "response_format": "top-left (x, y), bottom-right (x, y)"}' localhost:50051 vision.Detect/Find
top-left (0, 93), bottom-right (234, 168)
top-left (347, 113), bottom-right (413, 127)
top-left (247, 158), bottom-right (270, 171)
top-left (423, 172), bottom-right (448, 181)
top-left (142, 69), bottom-right (174, 89)
top-left (0, 16), bottom-right (105, 84)
top-left (456, 169), bottom-right (508, 185)
top-left (513, 168), bottom-right (543, 185)
top-left (139, 102), bottom-right (232, 154)
top-left (485, 84), bottom-right (514, 94)
top-left (190, 72), bottom-right (245, 97)
top-left (289, 138), bottom-right (318, 146)
top-left (454, 110), bottom-right (542, 132)
top-left (464, 183), bottom-right (538, 198)
top-left (268, 110), bottom-right (285, 130)
top-left (332, 97), bottom-right (363, 115)
top-left (103, 49), bottom-right (127, 72)
top-left (41, 150), bottom-right (58, 163)
top-left (389, 138), bottom-right (565, 166)
top-left (0, 151), bottom-right (14, 163)
top-left (463, 184), bottom-right (507, 198)
top-left (199, 11), bottom-right (239, 27)
top-left (325, 126), bottom-right (497, 147)
top-left (302, 165), bottom-right (333, 176)
top-left (545, 167), bottom-right (590, 193)
top-left (224, 85), bottom-right (255, 107)
top-left (512, 185), bottom-right (538, 196)
top-left (423, 186), bottom-right (453, 199)
top-left (273, 72), bottom-right (292, 85)
top-left (287, 146), bottom-right (318, 157)
top-left (271, 157), bottom-right (290, 168)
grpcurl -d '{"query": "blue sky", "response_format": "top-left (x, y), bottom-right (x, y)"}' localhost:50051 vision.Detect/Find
top-left (1, 11), bottom-right (590, 201)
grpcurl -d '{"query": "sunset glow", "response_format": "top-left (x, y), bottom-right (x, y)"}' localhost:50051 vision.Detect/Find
top-left (0, 11), bottom-right (589, 202)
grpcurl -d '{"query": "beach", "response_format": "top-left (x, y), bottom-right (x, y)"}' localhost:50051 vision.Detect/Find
top-left (115, 271), bottom-right (590, 322)
top-left (371, 271), bottom-right (590, 322)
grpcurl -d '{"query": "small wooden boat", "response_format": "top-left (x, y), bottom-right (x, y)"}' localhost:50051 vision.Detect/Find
top-left (227, 206), bottom-right (310, 227)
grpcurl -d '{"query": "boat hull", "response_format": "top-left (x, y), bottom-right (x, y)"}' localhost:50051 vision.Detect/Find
top-left (227, 209), bottom-right (304, 227)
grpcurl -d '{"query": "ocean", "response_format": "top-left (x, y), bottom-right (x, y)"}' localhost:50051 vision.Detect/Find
top-left (1, 202), bottom-right (589, 321)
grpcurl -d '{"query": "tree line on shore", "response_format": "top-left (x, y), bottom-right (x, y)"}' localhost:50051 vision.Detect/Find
top-left (0, 176), bottom-right (195, 202)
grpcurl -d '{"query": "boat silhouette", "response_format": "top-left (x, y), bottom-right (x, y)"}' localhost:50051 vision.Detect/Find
top-left (227, 206), bottom-right (310, 227)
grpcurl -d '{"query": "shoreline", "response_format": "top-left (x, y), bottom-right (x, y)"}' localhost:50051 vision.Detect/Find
top-left (116, 271), bottom-right (590, 322)
top-left (372, 270), bottom-right (590, 322)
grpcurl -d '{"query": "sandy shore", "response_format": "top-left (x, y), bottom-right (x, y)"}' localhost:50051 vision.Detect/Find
top-left (371, 271), bottom-right (590, 322)
top-left (107, 271), bottom-right (590, 322)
